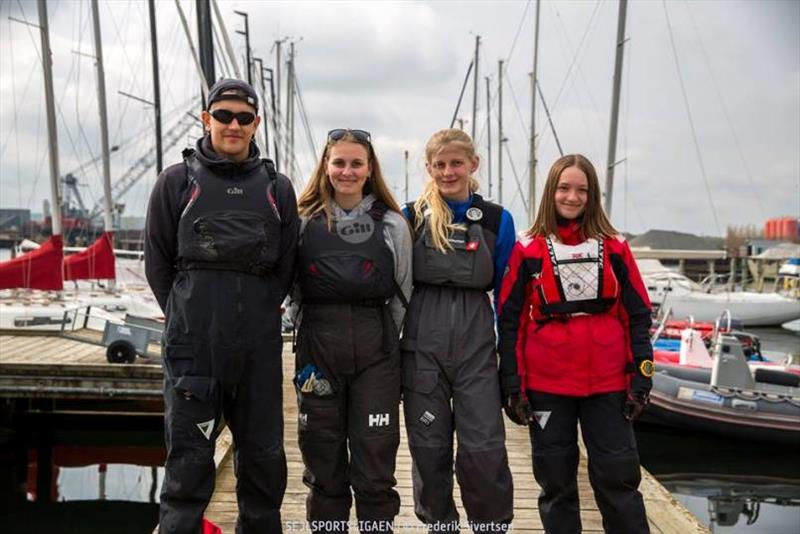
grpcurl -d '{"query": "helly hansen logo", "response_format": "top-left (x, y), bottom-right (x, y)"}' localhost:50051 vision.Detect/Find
top-left (368, 413), bottom-right (390, 427)
top-left (226, 186), bottom-right (244, 195)
top-left (298, 413), bottom-right (308, 429)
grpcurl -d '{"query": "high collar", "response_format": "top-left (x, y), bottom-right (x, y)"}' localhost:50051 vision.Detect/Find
top-left (194, 134), bottom-right (262, 175)
top-left (555, 217), bottom-right (584, 245)
top-left (445, 193), bottom-right (474, 223)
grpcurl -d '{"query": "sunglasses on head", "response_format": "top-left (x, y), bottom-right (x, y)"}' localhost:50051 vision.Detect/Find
top-left (210, 109), bottom-right (256, 126)
top-left (327, 129), bottom-right (371, 144)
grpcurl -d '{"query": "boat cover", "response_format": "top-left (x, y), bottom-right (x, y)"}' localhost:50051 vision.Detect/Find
top-left (64, 231), bottom-right (116, 281)
top-left (0, 235), bottom-right (63, 290)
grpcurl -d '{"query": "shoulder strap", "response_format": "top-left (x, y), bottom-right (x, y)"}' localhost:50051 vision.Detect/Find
top-left (470, 193), bottom-right (503, 235)
top-left (368, 200), bottom-right (389, 221)
top-left (183, 150), bottom-right (199, 188)
top-left (404, 201), bottom-right (418, 230)
top-left (263, 158), bottom-right (278, 182)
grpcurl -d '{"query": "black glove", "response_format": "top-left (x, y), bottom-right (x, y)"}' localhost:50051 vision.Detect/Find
top-left (503, 392), bottom-right (531, 426)
top-left (623, 390), bottom-right (649, 422)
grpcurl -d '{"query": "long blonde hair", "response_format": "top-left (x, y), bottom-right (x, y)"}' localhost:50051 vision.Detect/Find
top-left (297, 132), bottom-right (402, 226)
top-left (527, 154), bottom-right (617, 240)
top-left (413, 129), bottom-right (480, 252)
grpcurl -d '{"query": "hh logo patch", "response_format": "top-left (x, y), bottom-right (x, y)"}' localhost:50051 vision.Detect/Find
top-left (196, 418), bottom-right (215, 440)
top-left (418, 411), bottom-right (435, 426)
top-left (368, 413), bottom-right (390, 427)
top-left (533, 411), bottom-right (551, 430)
top-left (298, 413), bottom-right (308, 429)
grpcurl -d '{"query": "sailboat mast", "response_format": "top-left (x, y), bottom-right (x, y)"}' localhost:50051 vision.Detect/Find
top-left (287, 42), bottom-right (295, 175)
top-left (528, 0), bottom-right (541, 222)
top-left (37, 0), bottom-right (62, 236)
top-left (471, 35), bottom-right (480, 140)
top-left (498, 59), bottom-right (504, 205)
top-left (148, 0), bottom-right (163, 174)
top-left (485, 75), bottom-right (492, 198)
top-left (604, 0), bottom-right (628, 217)
top-left (234, 10), bottom-right (251, 84)
top-left (90, 0), bottom-right (113, 232)
top-left (196, 0), bottom-right (215, 93)
top-left (174, 0), bottom-right (209, 104)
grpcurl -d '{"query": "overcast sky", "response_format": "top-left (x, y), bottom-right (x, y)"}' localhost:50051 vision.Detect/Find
top-left (1, 0), bottom-right (798, 237)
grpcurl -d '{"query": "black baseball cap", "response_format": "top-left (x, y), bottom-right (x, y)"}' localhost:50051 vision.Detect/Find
top-left (206, 78), bottom-right (258, 111)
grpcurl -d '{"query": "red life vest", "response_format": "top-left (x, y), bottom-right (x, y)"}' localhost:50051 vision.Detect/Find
top-left (530, 236), bottom-right (620, 322)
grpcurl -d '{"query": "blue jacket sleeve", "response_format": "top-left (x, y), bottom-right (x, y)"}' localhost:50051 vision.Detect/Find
top-left (493, 209), bottom-right (516, 307)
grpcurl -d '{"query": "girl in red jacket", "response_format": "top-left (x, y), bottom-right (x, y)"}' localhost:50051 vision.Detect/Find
top-left (497, 154), bottom-right (653, 534)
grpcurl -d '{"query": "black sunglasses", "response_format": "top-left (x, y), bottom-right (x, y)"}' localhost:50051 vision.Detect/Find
top-left (327, 128), bottom-right (371, 144)
top-left (210, 109), bottom-right (257, 126)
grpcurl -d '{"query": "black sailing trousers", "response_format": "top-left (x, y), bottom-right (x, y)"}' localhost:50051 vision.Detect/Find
top-left (158, 271), bottom-right (287, 534)
top-left (526, 390), bottom-right (650, 534)
top-left (296, 304), bottom-right (401, 534)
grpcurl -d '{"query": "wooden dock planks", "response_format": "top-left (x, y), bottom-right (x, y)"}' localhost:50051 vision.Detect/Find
top-left (203, 347), bottom-right (709, 533)
top-left (1, 333), bottom-right (708, 532)
top-left (0, 332), bottom-right (163, 400)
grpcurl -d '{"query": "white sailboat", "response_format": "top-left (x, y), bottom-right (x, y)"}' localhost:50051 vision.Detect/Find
top-left (0, 0), bottom-right (161, 332)
top-left (639, 259), bottom-right (800, 327)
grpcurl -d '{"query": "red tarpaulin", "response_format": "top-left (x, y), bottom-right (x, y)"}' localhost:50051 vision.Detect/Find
top-left (0, 235), bottom-right (63, 290)
top-left (64, 231), bottom-right (116, 281)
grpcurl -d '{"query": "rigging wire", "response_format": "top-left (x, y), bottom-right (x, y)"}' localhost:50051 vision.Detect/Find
top-left (14, 0), bottom-right (98, 212)
top-left (546, 0), bottom-right (604, 156)
top-left (292, 70), bottom-right (317, 163)
top-left (503, 139), bottom-right (529, 215)
top-left (620, 18), bottom-right (646, 233)
top-left (475, 0), bottom-right (531, 147)
top-left (662, 0), bottom-right (721, 236)
top-left (0, 1), bottom-right (47, 158)
top-left (106, 0), bottom-right (148, 147)
top-left (549, 0), bottom-right (602, 113)
top-left (683, 0), bottom-right (766, 219)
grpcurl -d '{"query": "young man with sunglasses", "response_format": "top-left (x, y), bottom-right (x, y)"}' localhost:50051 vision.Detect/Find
top-left (145, 78), bottom-right (299, 534)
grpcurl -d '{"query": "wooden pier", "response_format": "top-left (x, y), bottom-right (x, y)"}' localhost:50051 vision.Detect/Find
top-left (0, 330), bottom-right (163, 411)
top-left (204, 347), bottom-right (709, 533)
top-left (0, 335), bottom-right (708, 532)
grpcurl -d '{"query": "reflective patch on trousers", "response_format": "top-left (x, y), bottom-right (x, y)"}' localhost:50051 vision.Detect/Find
top-left (418, 410), bottom-right (436, 426)
top-left (196, 418), bottom-right (215, 440)
top-left (533, 410), bottom-right (552, 430)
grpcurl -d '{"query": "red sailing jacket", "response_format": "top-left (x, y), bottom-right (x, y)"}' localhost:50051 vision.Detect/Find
top-left (497, 222), bottom-right (653, 397)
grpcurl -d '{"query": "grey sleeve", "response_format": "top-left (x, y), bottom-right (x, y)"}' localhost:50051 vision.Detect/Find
top-left (383, 211), bottom-right (413, 331)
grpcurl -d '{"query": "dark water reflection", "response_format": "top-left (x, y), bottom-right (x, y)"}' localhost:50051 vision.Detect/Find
top-left (0, 412), bottom-right (164, 534)
top-left (636, 326), bottom-right (800, 533)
